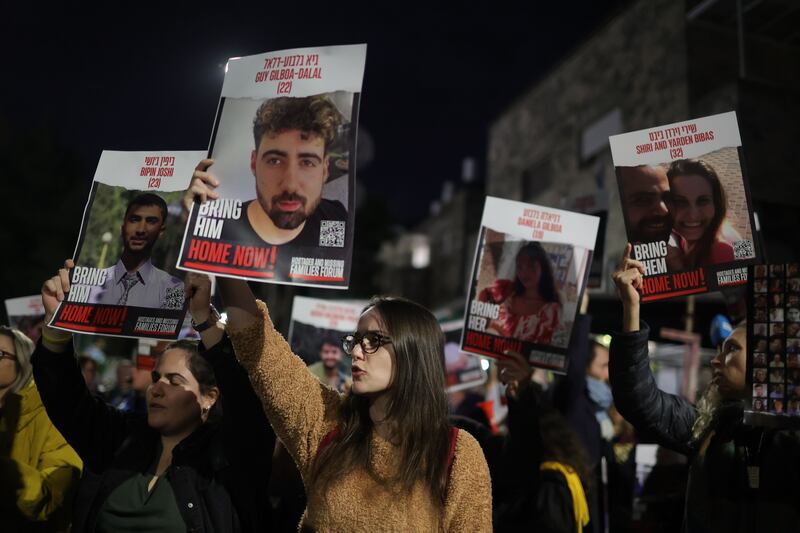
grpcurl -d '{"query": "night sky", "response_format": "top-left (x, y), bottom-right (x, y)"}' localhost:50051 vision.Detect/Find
top-left (1, 3), bottom-right (632, 304)
top-left (3, 2), bottom-right (627, 225)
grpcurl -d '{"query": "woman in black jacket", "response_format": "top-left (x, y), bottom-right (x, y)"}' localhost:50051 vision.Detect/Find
top-left (35, 264), bottom-right (274, 532)
top-left (610, 244), bottom-right (800, 532)
top-left (494, 351), bottom-right (592, 532)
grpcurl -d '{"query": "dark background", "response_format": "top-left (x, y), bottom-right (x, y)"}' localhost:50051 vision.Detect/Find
top-left (0, 2), bottom-right (629, 308)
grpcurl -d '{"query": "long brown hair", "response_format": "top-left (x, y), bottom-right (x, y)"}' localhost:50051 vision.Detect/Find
top-left (667, 159), bottom-right (727, 267)
top-left (513, 242), bottom-right (560, 303)
top-left (309, 296), bottom-right (452, 503)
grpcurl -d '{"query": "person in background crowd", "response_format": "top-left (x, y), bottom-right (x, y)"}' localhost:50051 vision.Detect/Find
top-left (187, 163), bottom-right (492, 532)
top-left (106, 359), bottom-right (146, 414)
top-left (495, 350), bottom-right (591, 532)
top-left (78, 356), bottom-right (100, 394)
top-left (35, 264), bottom-right (275, 532)
top-left (549, 293), bottom-right (636, 533)
top-left (307, 336), bottom-right (351, 393)
top-left (610, 243), bottom-right (800, 532)
top-left (0, 325), bottom-right (82, 532)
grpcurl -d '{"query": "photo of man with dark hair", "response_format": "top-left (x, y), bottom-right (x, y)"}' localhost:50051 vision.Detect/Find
top-left (90, 193), bottom-right (183, 308)
top-left (618, 165), bottom-right (671, 244)
top-left (220, 95), bottom-right (347, 249)
top-left (307, 336), bottom-right (350, 393)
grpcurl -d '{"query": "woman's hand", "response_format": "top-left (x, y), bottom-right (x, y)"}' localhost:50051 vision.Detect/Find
top-left (611, 243), bottom-right (645, 332)
top-left (41, 259), bottom-right (75, 350)
top-left (497, 351), bottom-right (533, 400)
top-left (181, 159), bottom-right (219, 220)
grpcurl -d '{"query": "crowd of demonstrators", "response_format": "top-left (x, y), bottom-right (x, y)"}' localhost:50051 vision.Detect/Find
top-left (611, 243), bottom-right (800, 532)
top-left (35, 265), bottom-right (275, 532)
top-left (4, 161), bottom-right (773, 533)
top-left (0, 325), bottom-right (82, 532)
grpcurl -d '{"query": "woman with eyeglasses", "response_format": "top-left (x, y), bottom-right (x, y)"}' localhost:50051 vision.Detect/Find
top-left (0, 325), bottom-right (82, 532)
top-left (33, 264), bottom-right (275, 532)
top-left (222, 283), bottom-right (492, 532)
top-left (186, 167), bottom-right (491, 532)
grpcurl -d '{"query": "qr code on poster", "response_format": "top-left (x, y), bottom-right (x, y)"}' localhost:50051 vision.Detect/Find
top-left (320, 220), bottom-right (345, 247)
top-left (733, 239), bottom-right (755, 259)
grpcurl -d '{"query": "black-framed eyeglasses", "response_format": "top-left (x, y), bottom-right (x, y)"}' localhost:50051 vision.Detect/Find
top-left (341, 332), bottom-right (392, 355)
top-left (0, 349), bottom-right (17, 362)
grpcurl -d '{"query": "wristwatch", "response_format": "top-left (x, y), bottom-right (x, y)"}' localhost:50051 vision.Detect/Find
top-left (191, 304), bottom-right (221, 332)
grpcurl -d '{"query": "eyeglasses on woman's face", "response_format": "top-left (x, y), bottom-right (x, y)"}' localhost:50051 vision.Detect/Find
top-left (341, 331), bottom-right (392, 356)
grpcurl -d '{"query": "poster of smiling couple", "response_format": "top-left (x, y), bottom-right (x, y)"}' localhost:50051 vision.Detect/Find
top-left (177, 44), bottom-right (367, 289)
top-left (48, 150), bottom-right (207, 339)
top-left (611, 111), bottom-right (761, 302)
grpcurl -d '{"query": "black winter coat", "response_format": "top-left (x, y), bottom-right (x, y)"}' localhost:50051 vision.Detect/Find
top-left (611, 323), bottom-right (800, 533)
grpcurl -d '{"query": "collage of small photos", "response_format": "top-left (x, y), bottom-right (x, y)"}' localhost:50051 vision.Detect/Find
top-left (750, 263), bottom-right (800, 417)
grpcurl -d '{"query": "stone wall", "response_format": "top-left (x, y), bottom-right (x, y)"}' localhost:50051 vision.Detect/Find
top-left (487, 0), bottom-right (690, 293)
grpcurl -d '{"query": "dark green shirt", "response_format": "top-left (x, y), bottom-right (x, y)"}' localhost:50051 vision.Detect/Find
top-left (95, 469), bottom-right (186, 533)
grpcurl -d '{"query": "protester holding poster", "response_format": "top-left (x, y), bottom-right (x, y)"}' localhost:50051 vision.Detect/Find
top-left (611, 111), bottom-right (759, 301)
top-left (610, 245), bottom-right (800, 532)
top-left (209, 273), bottom-right (492, 530)
top-left (35, 266), bottom-right (275, 532)
top-left (49, 150), bottom-right (206, 339)
top-left (461, 196), bottom-right (599, 372)
top-left (178, 45), bottom-right (366, 289)
top-left (288, 296), bottom-right (366, 393)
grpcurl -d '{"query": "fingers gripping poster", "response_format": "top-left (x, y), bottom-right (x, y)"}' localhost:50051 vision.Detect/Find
top-left (49, 150), bottom-right (206, 339)
top-left (177, 44), bottom-right (367, 289)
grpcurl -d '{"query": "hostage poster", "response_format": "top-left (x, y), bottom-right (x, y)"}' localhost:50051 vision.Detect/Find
top-left (745, 262), bottom-right (800, 426)
top-left (177, 44), bottom-right (367, 289)
top-left (441, 320), bottom-right (488, 393)
top-left (610, 111), bottom-right (759, 302)
top-left (49, 150), bottom-right (207, 339)
top-left (5, 295), bottom-right (45, 343)
top-left (461, 196), bottom-right (599, 373)
top-left (288, 296), bottom-right (366, 393)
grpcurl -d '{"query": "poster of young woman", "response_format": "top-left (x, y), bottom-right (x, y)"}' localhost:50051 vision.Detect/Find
top-left (745, 262), bottom-right (800, 427)
top-left (177, 45), bottom-right (367, 289)
top-left (461, 196), bottom-right (599, 373)
top-left (48, 150), bottom-right (207, 339)
top-left (610, 111), bottom-right (760, 302)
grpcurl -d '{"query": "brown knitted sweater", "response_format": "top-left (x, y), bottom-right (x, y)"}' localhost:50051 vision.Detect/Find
top-left (228, 300), bottom-right (493, 532)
